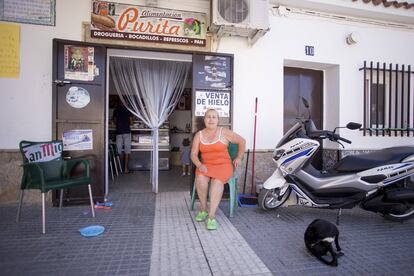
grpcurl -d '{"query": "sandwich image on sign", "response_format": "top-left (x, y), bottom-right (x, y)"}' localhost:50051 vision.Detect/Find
top-left (91, 13), bottom-right (116, 31)
top-left (91, 1), bottom-right (116, 31)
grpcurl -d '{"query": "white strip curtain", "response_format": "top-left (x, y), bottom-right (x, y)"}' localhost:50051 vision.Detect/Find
top-left (110, 56), bottom-right (190, 193)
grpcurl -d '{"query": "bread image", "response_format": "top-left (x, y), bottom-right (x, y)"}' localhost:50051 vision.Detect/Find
top-left (91, 13), bottom-right (115, 31)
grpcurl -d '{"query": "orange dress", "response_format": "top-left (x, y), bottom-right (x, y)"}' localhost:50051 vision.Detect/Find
top-left (196, 128), bottom-right (233, 184)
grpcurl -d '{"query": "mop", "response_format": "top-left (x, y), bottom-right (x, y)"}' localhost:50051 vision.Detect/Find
top-left (238, 98), bottom-right (259, 206)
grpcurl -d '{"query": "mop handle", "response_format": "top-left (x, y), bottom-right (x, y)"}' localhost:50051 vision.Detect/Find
top-left (242, 149), bottom-right (250, 194)
top-left (251, 97), bottom-right (258, 194)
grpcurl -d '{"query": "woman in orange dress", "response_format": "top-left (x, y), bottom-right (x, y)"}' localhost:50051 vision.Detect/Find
top-left (191, 109), bottom-right (246, 230)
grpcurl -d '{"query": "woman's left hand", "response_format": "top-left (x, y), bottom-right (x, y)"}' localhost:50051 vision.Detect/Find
top-left (233, 157), bottom-right (242, 169)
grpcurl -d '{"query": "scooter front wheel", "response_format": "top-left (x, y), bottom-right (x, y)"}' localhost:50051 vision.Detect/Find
top-left (258, 187), bottom-right (291, 210)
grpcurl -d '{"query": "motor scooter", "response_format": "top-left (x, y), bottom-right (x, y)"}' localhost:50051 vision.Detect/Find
top-left (258, 98), bottom-right (414, 222)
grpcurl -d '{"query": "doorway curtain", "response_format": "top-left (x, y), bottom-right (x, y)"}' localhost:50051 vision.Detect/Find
top-left (110, 56), bottom-right (190, 193)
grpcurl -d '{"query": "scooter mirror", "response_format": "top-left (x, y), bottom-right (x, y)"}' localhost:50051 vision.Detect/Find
top-left (346, 122), bottom-right (362, 130)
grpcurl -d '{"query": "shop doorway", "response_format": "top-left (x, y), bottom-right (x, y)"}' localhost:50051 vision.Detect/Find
top-left (284, 66), bottom-right (323, 169)
top-left (106, 50), bottom-right (234, 196)
top-left (106, 49), bottom-right (193, 194)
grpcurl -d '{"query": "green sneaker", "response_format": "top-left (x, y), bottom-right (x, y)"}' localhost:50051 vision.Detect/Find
top-left (195, 211), bottom-right (208, 222)
top-left (206, 218), bottom-right (218, 230)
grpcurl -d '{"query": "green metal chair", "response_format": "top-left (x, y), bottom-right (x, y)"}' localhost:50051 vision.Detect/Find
top-left (108, 143), bottom-right (123, 181)
top-left (190, 143), bottom-right (239, 218)
top-left (108, 144), bottom-right (116, 180)
top-left (112, 143), bottom-right (123, 174)
top-left (16, 140), bottom-right (95, 234)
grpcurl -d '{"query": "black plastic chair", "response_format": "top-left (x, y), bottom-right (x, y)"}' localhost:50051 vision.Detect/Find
top-left (16, 140), bottom-right (95, 234)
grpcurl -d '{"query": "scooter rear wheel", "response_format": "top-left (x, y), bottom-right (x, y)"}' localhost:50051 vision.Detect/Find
top-left (384, 202), bottom-right (414, 222)
top-left (258, 187), bottom-right (291, 210)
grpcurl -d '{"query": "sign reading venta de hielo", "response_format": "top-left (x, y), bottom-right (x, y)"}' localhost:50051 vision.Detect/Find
top-left (90, 1), bottom-right (207, 46)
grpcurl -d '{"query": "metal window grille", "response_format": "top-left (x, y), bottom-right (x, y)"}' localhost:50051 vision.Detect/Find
top-left (360, 61), bottom-right (413, 136)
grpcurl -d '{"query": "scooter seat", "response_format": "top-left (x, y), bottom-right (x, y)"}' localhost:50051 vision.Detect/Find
top-left (333, 147), bottom-right (414, 173)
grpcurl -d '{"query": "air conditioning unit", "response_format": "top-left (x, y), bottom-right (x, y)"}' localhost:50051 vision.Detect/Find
top-left (210, 0), bottom-right (270, 44)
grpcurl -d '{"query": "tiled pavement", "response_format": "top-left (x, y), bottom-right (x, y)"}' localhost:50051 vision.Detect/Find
top-left (223, 204), bottom-right (414, 276)
top-left (0, 192), bottom-right (156, 276)
top-left (1, 187), bottom-right (414, 276)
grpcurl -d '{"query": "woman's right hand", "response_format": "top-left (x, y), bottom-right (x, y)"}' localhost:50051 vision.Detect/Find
top-left (198, 164), bottom-right (208, 173)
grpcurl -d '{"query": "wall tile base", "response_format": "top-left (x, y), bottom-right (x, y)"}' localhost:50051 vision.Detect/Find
top-left (0, 150), bottom-right (43, 204)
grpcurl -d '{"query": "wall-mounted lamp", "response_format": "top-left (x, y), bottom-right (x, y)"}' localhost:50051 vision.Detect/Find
top-left (346, 32), bottom-right (359, 45)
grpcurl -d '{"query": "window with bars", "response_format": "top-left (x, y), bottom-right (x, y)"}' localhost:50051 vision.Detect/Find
top-left (361, 61), bottom-right (413, 136)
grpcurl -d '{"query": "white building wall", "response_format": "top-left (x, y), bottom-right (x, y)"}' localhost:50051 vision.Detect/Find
top-left (0, 0), bottom-right (91, 149)
top-left (0, 0), bottom-right (413, 150)
top-left (219, 11), bottom-right (414, 150)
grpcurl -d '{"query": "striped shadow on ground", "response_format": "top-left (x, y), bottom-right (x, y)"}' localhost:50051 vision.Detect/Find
top-left (150, 192), bottom-right (272, 276)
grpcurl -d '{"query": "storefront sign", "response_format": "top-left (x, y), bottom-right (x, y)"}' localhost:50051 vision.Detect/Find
top-left (195, 91), bottom-right (230, 117)
top-left (90, 1), bottom-right (207, 47)
top-left (63, 130), bottom-right (93, 151)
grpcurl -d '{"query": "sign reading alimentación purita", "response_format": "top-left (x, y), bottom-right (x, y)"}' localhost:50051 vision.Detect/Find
top-left (90, 1), bottom-right (207, 46)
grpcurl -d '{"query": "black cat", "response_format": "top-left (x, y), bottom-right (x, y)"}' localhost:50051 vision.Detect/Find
top-left (304, 219), bottom-right (344, 266)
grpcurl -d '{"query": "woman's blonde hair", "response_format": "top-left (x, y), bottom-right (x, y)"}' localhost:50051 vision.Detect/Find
top-left (204, 108), bottom-right (219, 118)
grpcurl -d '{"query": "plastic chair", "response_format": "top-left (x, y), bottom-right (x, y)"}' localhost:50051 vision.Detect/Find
top-left (109, 144), bottom-right (123, 180)
top-left (112, 144), bottom-right (123, 174)
top-left (190, 143), bottom-right (239, 218)
top-left (16, 140), bottom-right (95, 234)
top-left (108, 144), bottom-right (117, 180)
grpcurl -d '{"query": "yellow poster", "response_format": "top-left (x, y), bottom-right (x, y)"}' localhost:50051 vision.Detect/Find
top-left (0, 23), bottom-right (20, 78)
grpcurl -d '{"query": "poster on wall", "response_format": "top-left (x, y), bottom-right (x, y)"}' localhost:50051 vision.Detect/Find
top-left (64, 45), bottom-right (95, 81)
top-left (193, 55), bottom-right (231, 89)
top-left (0, 0), bottom-right (56, 26)
top-left (195, 91), bottom-right (230, 117)
top-left (0, 23), bottom-right (20, 78)
top-left (62, 129), bottom-right (93, 151)
top-left (90, 1), bottom-right (207, 47)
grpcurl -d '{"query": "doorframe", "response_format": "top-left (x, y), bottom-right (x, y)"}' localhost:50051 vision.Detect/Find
top-left (284, 59), bottom-right (340, 148)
